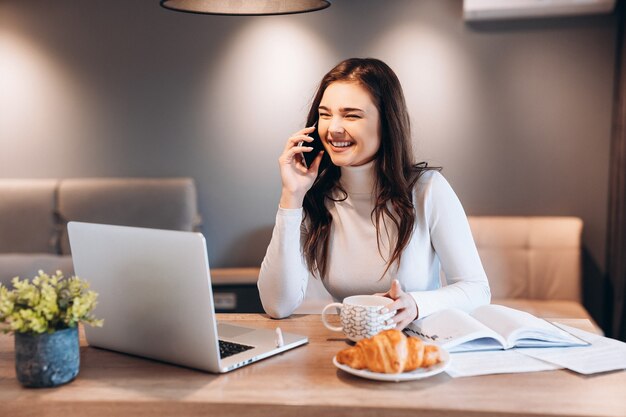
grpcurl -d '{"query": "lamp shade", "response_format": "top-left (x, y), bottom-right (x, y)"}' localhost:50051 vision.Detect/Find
top-left (160, 0), bottom-right (331, 16)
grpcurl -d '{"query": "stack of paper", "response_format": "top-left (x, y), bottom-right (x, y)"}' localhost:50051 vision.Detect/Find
top-left (446, 350), bottom-right (561, 378)
top-left (445, 323), bottom-right (626, 378)
top-left (517, 323), bottom-right (626, 375)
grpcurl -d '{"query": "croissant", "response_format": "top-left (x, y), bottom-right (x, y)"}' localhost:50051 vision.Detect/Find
top-left (336, 329), bottom-right (441, 374)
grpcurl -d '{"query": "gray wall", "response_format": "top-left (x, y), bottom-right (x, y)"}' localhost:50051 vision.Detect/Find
top-left (0, 0), bottom-right (616, 279)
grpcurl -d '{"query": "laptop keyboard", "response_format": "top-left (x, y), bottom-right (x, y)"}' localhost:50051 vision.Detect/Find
top-left (219, 340), bottom-right (254, 359)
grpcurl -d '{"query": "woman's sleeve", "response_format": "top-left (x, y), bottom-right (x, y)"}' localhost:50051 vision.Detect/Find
top-left (257, 207), bottom-right (310, 318)
top-left (409, 173), bottom-right (491, 318)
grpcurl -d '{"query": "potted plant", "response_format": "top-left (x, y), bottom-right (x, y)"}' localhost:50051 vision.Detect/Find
top-left (0, 270), bottom-right (103, 388)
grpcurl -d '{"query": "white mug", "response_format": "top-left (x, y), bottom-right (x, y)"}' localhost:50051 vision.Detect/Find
top-left (321, 295), bottom-right (396, 342)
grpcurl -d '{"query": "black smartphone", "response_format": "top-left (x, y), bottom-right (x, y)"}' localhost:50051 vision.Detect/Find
top-left (298, 122), bottom-right (324, 169)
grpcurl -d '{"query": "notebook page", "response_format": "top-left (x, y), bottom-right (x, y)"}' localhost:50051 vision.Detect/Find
top-left (406, 308), bottom-right (504, 350)
top-left (471, 304), bottom-right (583, 347)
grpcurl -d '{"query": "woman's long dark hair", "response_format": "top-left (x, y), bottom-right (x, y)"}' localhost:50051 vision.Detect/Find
top-left (303, 58), bottom-right (439, 279)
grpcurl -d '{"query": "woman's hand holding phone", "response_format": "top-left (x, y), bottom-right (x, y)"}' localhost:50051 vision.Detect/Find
top-left (278, 126), bottom-right (324, 209)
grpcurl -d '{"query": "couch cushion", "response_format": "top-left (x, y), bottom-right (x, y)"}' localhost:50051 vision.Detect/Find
top-left (0, 180), bottom-right (58, 254)
top-left (57, 178), bottom-right (200, 254)
top-left (474, 248), bottom-right (529, 299)
top-left (210, 267), bottom-right (260, 285)
top-left (0, 254), bottom-right (74, 287)
top-left (469, 217), bottom-right (583, 302)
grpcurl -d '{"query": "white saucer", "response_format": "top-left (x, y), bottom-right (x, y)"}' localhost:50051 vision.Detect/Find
top-left (333, 349), bottom-right (450, 382)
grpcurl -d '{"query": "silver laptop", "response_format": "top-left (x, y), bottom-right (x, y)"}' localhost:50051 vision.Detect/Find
top-left (68, 221), bottom-right (308, 373)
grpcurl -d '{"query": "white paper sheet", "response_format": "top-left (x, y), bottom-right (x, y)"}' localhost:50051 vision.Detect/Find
top-left (446, 349), bottom-right (561, 378)
top-left (517, 323), bottom-right (626, 375)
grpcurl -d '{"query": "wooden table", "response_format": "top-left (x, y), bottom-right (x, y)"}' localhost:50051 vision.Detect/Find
top-left (1, 314), bottom-right (625, 417)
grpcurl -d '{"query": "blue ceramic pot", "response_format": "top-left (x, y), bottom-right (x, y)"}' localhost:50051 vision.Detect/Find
top-left (14, 326), bottom-right (79, 388)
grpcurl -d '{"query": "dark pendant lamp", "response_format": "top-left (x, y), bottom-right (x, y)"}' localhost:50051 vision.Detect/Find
top-left (160, 0), bottom-right (331, 16)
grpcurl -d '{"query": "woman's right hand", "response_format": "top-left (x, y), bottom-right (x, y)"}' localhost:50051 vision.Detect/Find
top-left (278, 126), bottom-right (324, 209)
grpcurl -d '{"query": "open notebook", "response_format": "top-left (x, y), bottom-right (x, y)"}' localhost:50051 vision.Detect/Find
top-left (405, 304), bottom-right (589, 353)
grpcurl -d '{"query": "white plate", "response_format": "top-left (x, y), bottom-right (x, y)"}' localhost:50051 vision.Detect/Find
top-left (333, 349), bottom-right (450, 382)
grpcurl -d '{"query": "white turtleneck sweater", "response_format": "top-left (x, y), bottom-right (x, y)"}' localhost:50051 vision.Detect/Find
top-left (257, 161), bottom-right (491, 320)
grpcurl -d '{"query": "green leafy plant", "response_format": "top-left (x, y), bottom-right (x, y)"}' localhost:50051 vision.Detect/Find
top-left (0, 270), bottom-right (103, 334)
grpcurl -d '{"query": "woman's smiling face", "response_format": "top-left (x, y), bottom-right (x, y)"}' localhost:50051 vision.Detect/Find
top-left (318, 81), bottom-right (381, 167)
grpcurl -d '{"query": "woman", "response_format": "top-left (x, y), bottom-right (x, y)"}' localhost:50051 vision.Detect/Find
top-left (258, 58), bottom-right (490, 330)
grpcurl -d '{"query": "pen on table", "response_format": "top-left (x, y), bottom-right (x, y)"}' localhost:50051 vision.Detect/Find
top-left (275, 326), bottom-right (284, 347)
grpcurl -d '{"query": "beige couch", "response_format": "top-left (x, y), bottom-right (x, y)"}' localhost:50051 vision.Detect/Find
top-left (0, 178), bottom-right (201, 286)
top-left (468, 216), bottom-right (591, 320)
top-left (0, 180), bottom-right (593, 323)
top-left (216, 216), bottom-right (594, 322)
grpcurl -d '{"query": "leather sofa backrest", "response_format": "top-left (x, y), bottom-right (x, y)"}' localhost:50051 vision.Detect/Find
top-left (57, 178), bottom-right (201, 254)
top-left (0, 179), bottom-right (58, 254)
top-left (0, 177), bottom-right (201, 286)
top-left (468, 216), bottom-right (582, 302)
top-left (296, 215), bottom-right (584, 313)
